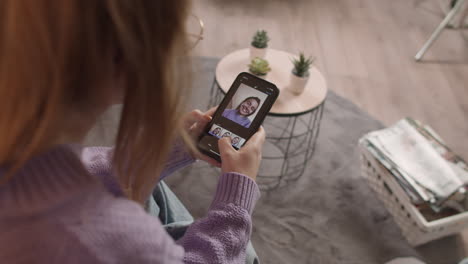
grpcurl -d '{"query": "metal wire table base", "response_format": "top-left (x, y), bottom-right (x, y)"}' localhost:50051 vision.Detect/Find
top-left (208, 78), bottom-right (325, 191)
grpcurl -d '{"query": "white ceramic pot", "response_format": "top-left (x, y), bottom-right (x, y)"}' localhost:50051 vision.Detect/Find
top-left (289, 73), bottom-right (309, 95)
top-left (250, 46), bottom-right (267, 59)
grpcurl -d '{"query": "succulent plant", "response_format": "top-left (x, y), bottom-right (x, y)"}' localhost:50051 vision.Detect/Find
top-left (291, 52), bottom-right (315, 78)
top-left (248, 57), bottom-right (271, 76)
top-left (251, 30), bottom-right (270, 49)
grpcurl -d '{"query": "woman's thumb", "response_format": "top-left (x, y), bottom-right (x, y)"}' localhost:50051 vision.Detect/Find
top-left (218, 137), bottom-right (234, 156)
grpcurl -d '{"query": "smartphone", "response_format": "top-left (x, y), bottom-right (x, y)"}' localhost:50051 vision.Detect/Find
top-left (198, 72), bottom-right (280, 162)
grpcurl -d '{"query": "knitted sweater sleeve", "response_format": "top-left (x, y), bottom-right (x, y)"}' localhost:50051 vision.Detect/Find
top-left (177, 172), bottom-right (260, 264)
top-left (80, 146), bottom-right (260, 264)
top-left (73, 174), bottom-right (259, 264)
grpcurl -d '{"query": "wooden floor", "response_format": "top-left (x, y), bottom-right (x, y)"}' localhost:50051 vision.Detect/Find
top-left (190, 0), bottom-right (468, 257)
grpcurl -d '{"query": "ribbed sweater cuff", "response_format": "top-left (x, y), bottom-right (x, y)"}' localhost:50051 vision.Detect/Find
top-left (210, 172), bottom-right (260, 215)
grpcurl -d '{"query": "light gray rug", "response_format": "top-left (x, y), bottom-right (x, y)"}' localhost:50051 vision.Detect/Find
top-left (85, 57), bottom-right (464, 264)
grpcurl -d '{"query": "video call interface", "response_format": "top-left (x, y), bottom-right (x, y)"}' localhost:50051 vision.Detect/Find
top-left (207, 83), bottom-right (269, 149)
top-left (208, 124), bottom-right (246, 148)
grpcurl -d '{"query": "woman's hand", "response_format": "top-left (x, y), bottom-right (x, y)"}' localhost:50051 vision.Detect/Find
top-left (218, 127), bottom-right (265, 181)
top-left (183, 107), bottom-right (221, 168)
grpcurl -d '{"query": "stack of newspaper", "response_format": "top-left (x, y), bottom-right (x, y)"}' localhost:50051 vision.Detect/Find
top-left (360, 118), bottom-right (468, 213)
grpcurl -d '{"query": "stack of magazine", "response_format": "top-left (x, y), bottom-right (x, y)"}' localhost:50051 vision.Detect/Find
top-left (360, 118), bottom-right (468, 215)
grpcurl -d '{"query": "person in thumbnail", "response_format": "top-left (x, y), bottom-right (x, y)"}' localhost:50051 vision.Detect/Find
top-left (222, 132), bottom-right (231, 138)
top-left (222, 97), bottom-right (261, 128)
top-left (211, 126), bottom-right (222, 137)
top-left (232, 137), bottom-right (240, 147)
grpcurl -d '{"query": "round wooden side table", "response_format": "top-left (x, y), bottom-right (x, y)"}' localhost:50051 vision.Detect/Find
top-left (209, 48), bottom-right (328, 190)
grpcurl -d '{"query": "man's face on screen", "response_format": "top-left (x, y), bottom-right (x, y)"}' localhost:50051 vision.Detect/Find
top-left (239, 98), bottom-right (259, 116)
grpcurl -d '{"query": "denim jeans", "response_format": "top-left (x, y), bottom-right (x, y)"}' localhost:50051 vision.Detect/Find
top-left (146, 181), bottom-right (260, 264)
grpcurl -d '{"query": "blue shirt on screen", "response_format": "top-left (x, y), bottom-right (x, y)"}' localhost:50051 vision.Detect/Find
top-left (222, 109), bottom-right (251, 128)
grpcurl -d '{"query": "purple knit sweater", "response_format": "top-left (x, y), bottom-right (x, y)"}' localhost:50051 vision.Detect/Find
top-left (0, 143), bottom-right (260, 263)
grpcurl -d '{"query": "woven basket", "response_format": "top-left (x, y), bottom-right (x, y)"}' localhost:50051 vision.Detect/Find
top-left (359, 143), bottom-right (468, 246)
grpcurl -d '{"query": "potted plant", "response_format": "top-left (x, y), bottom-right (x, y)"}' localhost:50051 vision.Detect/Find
top-left (250, 30), bottom-right (270, 59)
top-left (289, 52), bottom-right (315, 95)
top-left (248, 57), bottom-right (271, 77)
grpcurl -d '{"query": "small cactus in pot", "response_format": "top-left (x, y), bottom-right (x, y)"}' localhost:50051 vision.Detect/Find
top-left (289, 52), bottom-right (315, 94)
top-left (250, 30), bottom-right (270, 59)
top-left (248, 57), bottom-right (271, 77)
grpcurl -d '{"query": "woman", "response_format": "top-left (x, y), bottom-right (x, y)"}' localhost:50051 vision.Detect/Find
top-left (0, 1), bottom-right (265, 263)
top-left (222, 131), bottom-right (232, 138)
top-left (222, 97), bottom-right (261, 128)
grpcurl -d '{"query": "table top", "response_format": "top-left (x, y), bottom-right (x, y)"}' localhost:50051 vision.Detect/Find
top-left (215, 48), bottom-right (328, 116)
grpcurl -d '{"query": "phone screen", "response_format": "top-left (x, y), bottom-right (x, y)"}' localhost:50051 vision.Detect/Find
top-left (198, 72), bottom-right (279, 161)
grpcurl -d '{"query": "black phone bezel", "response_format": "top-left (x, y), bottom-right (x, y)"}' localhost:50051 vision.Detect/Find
top-left (197, 72), bottom-right (280, 162)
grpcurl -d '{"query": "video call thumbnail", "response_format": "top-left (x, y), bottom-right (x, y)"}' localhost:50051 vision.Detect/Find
top-left (209, 124), bottom-right (246, 148)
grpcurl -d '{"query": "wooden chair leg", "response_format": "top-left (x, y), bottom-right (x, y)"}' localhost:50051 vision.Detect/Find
top-left (415, 0), bottom-right (467, 61)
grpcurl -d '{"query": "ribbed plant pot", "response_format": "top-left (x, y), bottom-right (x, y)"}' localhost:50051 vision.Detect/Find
top-left (250, 46), bottom-right (267, 59)
top-left (289, 73), bottom-right (309, 95)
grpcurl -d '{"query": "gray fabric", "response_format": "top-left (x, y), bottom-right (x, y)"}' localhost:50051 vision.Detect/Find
top-left (85, 57), bottom-right (465, 264)
top-left (147, 181), bottom-right (260, 264)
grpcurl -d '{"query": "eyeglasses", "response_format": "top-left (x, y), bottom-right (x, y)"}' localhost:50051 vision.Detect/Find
top-left (185, 14), bottom-right (204, 50)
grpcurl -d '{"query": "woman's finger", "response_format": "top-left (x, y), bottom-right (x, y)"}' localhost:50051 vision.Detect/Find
top-left (243, 126), bottom-right (266, 149)
top-left (183, 109), bottom-right (209, 130)
top-left (218, 137), bottom-right (235, 159)
top-left (204, 106), bottom-right (217, 117)
top-left (190, 118), bottom-right (211, 138)
top-left (198, 154), bottom-right (221, 168)
top-left (182, 109), bottom-right (202, 127)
